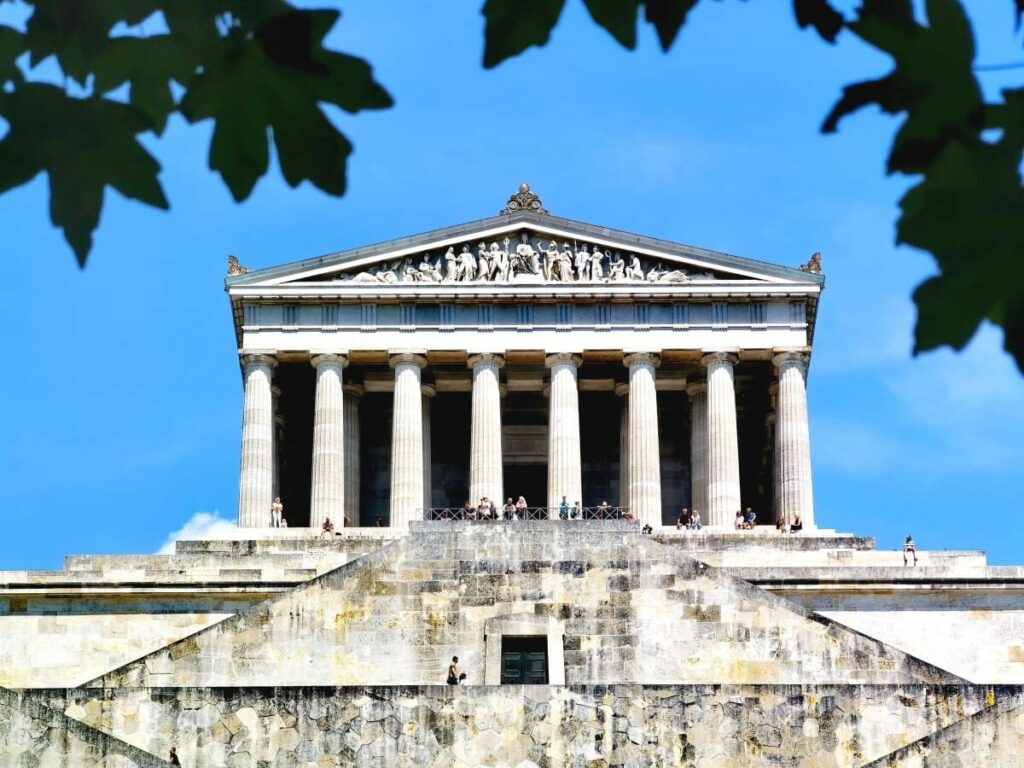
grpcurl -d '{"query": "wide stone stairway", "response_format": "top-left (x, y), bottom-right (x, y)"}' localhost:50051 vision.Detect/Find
top-left (3, 522), bottom-right (1023, 766)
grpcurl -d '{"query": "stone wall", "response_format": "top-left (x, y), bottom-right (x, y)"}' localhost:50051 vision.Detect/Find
top-left (0, 686), bottom-right (163, 768)
top-left (89, 524), bottom-right (958, 688)
top-left (26, 684), bottom-right (1021, 768)
top-left (0, 536), bottom-right (389, 688)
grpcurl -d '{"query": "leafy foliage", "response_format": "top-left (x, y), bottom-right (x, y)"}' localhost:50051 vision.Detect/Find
top-left (0, 1), bottom-right (391, 265)
top-left (480, 0), bottom-right (1024, 371)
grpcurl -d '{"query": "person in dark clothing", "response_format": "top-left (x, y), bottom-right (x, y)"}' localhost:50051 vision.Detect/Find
top-left (447, 656), bottom-right (467, 685)
top-left (169, 747), bottom-right (181, 765)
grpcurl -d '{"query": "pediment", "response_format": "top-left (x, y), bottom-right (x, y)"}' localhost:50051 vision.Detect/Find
top-left (226, 212), bottom-right (824, 291)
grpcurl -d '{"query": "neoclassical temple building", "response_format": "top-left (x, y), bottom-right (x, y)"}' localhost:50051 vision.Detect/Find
top-left (227, 184), bottom-right (822, 531)
top-left (3, 187), bottom-right (1024, 768)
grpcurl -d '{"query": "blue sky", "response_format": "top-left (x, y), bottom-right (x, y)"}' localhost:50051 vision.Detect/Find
top-left (1, 2), bottom-right (1021, 568)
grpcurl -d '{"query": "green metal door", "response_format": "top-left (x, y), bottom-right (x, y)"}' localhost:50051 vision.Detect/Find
top-left (500, 636), bottom-right (548, 684)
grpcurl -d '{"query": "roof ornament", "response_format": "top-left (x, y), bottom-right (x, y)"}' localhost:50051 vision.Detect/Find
top-left (500, 182), bottom-right (548, 216)
top-left (227, 255), bottom-right (250, 275)
top-left (799, 252), bottom-right (822, 274)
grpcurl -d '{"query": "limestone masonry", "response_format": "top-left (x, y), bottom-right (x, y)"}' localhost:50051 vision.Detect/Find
top-left (2, 187), bottom-right (1022, 766)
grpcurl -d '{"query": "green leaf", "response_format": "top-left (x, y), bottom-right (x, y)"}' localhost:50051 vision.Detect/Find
top-left (0, 24), bottom-right (26, 84)
top-left (643, 0), bottom-right (700, 51)
top-left (482, 0), bottom-right (566, 68)
top-left (92, 35), bottom-right (197, 134)
top-left (912, 272), bottom-right (990, 354)
top-left (179, 9), bottom-right (391, 201)
top-left (0, 84), bottom-right (168, 265)
top-left (24, 0), bottom-right (163, 85)
top-left (583, 0), bottom-right (642, 49)
top-left (793, 0), bottom-right (844, 43)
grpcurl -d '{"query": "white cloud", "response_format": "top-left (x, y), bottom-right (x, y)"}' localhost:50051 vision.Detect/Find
top-left (157, 511), bottom-right (236, 554)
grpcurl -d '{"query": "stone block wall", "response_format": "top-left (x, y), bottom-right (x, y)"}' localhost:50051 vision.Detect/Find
top-left (89, 525), bottom-right (958, 688)
top-left (0, 687), bottom-right (163, 768)
top-left (26, 684), bottom-right (1022, 768)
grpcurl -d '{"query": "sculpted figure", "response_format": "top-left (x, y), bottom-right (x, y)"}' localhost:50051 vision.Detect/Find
top-left (607, 253), bottom-right (625, 281)
top-left (656, 267), bottom-right (689, 283)
top-left (476, 242), bottom-right (491, 281)
top-left (590, 247), bottom-right (605, 281)
top-left (419, 254), bottom-right (442, 282)
top-left (557, 242), bottom-right (575, 281)
top-left (625, 255), bottom-right (644, 281)
top-left (541, 241), bottom-right (559, 280)
top-left (401, 259), bottom-right (421, 282)
top-left (443, 246), bottom-right (458, 281)
top-left (490, 239), bottom-right (510, 281)
top-left (513, 233), bottom-right (542, 276)
top-left (575, 244), bottom-right (591, 281)
top-left (459, 245), bottom-right (477, 281)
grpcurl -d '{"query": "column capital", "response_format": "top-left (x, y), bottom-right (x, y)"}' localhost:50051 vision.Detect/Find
top-left (545, 352), bottom-right (583, 369)
top-left (467, 352), bottom-right (505, 369)
top-left (614, 382), bottom-right (630, 398)
top-left (623, 352), bottom-right (660, 369)
top-left (240, 352), bottom-right (277, 370)
top-left (310, 353), bottom-right (349, 369)
top-left (772, 350), bottom-right (809, 371)
top-left (700, 350), bottom-right (739, 368)
top-left (342, 383), bottom-right (364, 398)
top-left (389, 353), bottom-right (428, 370)
top-left (421, 384), bottom-right (437, 398)
top-left (685, 379), bottom-right (707, 397)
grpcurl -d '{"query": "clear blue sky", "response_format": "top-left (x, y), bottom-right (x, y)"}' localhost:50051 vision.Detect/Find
top-left (1, 2), bottom-right (1021, 568)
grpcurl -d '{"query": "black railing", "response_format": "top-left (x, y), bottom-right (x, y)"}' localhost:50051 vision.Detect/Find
top-left (422, 506), bottom-right (632, 521)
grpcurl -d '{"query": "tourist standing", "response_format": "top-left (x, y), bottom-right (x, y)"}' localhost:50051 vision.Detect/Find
top-left (903, 535), bottom-right (918, 566)
top-left (559, 495), bottom-right (569, 520)
top-left (572, 501), bottom-right (582, 519)
top-left (271, 497), bottom-right (283, 528)
top-left (168, 747), bottom-right (181, 765)
top-left (515, 496), bottom-right (528, 518)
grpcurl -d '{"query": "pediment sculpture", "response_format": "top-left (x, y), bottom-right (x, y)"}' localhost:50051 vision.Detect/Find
top-left (338, 232), bottom-right (713, 285)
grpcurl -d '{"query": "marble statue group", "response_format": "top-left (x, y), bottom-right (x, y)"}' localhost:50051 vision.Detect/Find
top-left (345, 232), bottom-right (698, 285)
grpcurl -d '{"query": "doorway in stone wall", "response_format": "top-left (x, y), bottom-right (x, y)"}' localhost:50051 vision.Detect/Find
top-left (500, 636), bottom-right (548, 684)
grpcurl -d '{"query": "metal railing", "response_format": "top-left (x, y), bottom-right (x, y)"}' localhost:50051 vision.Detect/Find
top-left (422, 506), bottom-right (632, 521)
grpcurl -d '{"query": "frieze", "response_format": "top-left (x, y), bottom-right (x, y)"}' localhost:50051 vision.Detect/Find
top-left (337, 232), bottom-right (716, 286)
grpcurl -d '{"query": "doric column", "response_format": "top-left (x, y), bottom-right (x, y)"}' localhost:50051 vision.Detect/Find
top-left (422, 384), bottom-right (436, 513)
top-left (701, 351), bottom-right (741, 528)
top-left (237, 353), bottom-right (277, 528)
top-left (468, 354), bottom-right (504, 507)
top-left (309, 353), bottom-right (347, 531)
top-left (342, 384), bottom-right (362, 527)
top-left (623, 353), bottom-right (661, 526)
top-left (686, 379), bottom-right (708, 519)
top-left (773, 351), bottom-right (815, 529)
top-left (546, 353), bottom-right (583, 513)
top-left (389, 353), bottom-right (427, 529)
top-left (615, 383), bottom-right (630, 512)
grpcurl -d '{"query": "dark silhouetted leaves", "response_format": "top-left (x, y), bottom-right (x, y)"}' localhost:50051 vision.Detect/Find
top-left (0, 84), bottom-right (168, 266)
top-left (643, 0), bottom-right (699, 51)
top-left (482, 0), bottom-right (566, 68)
top-left (582, 0), bottom-right (642, 49)
top-left (1, 1), bottom-right (391, 265)
top-left (0, 24), bottom-right (26, 84)
top-left (793, 0), bottom-right (844, 42)
top-left (179, 9), bottom-right (391, 202)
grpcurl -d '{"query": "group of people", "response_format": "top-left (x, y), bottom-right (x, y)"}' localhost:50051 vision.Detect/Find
top-left (675, 508), bottom-right (703, 530)
top-left (450, 496), bottom-right (635, 522)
